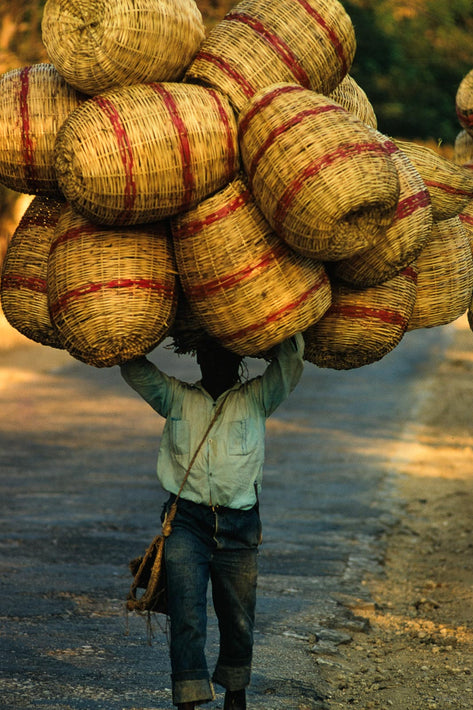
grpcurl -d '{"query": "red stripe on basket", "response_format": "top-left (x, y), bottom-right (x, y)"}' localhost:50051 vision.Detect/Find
top-left (151, 84), bottom-right (195, 211)
top-left (220, 272), bottom-right (330, 344)
top-left (49, 224), bottom-right (98, 255)
top-left (246, 104), bottom-right (347, 182)
top-left (19, 67), bottom-right (36, 183)
top-left (93, 96), bottom-right (136, 214)
top-left (49, 278), bottom-right (174, 317)
top-left (238, 84), bottom-right (306, 139)
top-left (327, 303), bottom-right (408, 327)
top-left (195, 51), bottom-right (255, 99)
top-left (274, 141), bottom-right (387, 227)
top-left (185, 242), bottom-right (288, 298)
top-left (424, 180), bottom-right (473, 198)
top-left (173, 190), bottom-right (251, 239)
top-left (460, 212), bottom-right (473, 226)
top-left (380, 140), bottom-right (399, 156)
top-left (456, 108), bottom-right (473, 128)
top-left (207, 89), bottom-right (237, 182)
top-left (295, 0), bottom-right (350, 75)
top-left (1, 273), bottom-right (47, 293)
top-left (226, 12), bottom-right (310, 87)
top-left (401, 266), bottom-right (418, 284)
top-left (394, 189), bottom-right (431, 221)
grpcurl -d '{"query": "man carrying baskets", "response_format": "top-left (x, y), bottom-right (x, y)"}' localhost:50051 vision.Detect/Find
top-left (120, 333), bottom-right (304, 709)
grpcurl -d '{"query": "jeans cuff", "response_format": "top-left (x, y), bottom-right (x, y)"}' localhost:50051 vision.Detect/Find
top-left (172, 677), bottom-right (215, 705)
top-left (213, 663), bottom-right (251, 691)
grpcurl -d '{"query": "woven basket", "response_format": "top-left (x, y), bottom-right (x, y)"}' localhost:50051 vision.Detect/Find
top-left (332, 132), bottom-right (433, 287)
top-left (329, 74), bottom-right (377, 129)
top-left (1, 196), bottom-right (64, 348)
top-left (303, 265), bottom-right (418, 370)
top-left (171, 175), bottom-right (332, 356)
top-left (407, 216), bottom-right (473, 331)
top-left (456, 68), bottom-right (473, 138)
top-left (47, 205), bottom-right (178, 367)
top-left (0, 63), bottom-right (84, 196)
top-left (168, 288), bottom-right (215, 355)
top-left (41, 0), bottom-right (205, 96)
top-left (459, 199), bottom-right (473, 252)
top-left (238, 84), bottom-right (400, 261)
top-left (454, 129), bottom-right (473, 169)
top-left (54, 82), bottom-right (239, 226)
top-left (395, 139), bottom-right (473, 221)
top-left (184, 0), bottom-right (356, 113)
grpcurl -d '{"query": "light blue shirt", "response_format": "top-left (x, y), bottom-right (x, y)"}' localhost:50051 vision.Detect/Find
top-left (120, 334), bottom-right (304, 509)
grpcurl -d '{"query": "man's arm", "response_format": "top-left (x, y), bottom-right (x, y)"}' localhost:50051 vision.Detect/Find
top-left (258, 333), bottom-right (305, 416)
top-left (120, 356), bottom-right (175, 418)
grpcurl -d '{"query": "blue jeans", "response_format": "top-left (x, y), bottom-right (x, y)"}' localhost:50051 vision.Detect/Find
top-left (162, 495), bottom-right (261, 706)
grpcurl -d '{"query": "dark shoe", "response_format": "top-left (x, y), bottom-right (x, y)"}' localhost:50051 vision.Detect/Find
top-left (224, 689), bottom-right (246, 710)
top-left (177, 704), bottom-right (196, 710)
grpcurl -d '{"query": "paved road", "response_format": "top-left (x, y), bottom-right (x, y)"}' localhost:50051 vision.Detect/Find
top-left (0, 326), bottom-right (451, 710)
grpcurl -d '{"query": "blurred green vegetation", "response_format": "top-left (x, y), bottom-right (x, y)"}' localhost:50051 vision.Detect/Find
top-left (344, 0), bottom-right (473, 144)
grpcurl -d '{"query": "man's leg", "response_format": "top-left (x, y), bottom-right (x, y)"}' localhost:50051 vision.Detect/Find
top-left (165, 501), bottom-right (216, 706)
top-left (210, 506), bottom-right (260, 695)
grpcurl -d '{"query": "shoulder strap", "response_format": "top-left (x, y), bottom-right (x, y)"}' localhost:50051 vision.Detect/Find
top-left (162, 391), bottom-right (230, 533)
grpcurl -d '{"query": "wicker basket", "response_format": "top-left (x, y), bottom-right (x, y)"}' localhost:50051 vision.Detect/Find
top-left (407, 216), bottom-right (473, 331)
top-left (171, 175), bottom-right (332, 355)
top-left (332, 132), bottom-right (433, 287)
top-left (395, 139), bottom-right (473, 221)
top-left (238, 84), bottom-right (400, 261)
top-left (47, 205), bottom-right (178, 367)
top-left (1, 196), bottom-right (64, 348)
top-left (454, 129), bottom-right (473, 169)
top-left (54, 82), bottom-right (239, 226)
top-left (329, 74), bottom-right (377, 129)
top-left (456, 68), bottom-right (473, 138)
top-left (303, 265), bottom-right (418, 370)
top-left (41, 0), bottom-right (205, 96)
top-left (459, 199), bottom-right (473, 251)
top-left (168, 288), bottom-right (215, 355)
top-left (0, 63), bottom-right (84, 196)
top-left (185, 0), bottom-right (356, 113)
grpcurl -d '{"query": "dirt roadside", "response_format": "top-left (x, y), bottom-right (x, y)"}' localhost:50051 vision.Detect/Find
top-left (319, 315), bottom-right (473, 709)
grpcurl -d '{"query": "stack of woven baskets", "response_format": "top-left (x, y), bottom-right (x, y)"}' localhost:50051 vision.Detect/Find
top-left (1, 0), bottom-right (473, 370)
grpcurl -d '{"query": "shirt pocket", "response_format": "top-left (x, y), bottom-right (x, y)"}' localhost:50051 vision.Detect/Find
top-left (169, 418), bottom-right (190, 456)
top-left (228, 419), bottom-right (257, 456)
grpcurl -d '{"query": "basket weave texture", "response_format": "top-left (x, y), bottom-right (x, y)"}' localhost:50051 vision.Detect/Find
top-left (41, 0), bottom-right (205, 96)
top-left (454, 130), bottom-right (473, 169)
top-left (185, 0), bottom-right (356, 112)
top-left (459, 199), bottom-right (473, 250)
top-left (54, 82), bottom-right (239, 226)
top-left (171, 175), bottom-right (332, 356)
top-left (0, 64), bottom-right (84, 196)
top-left (395, 139), bottom-right (473, 221)
top-left (407, 216), bottom-right (473, 331)
top-left (329, 74), bottom-right (377, 129)
top-left (168, 288), bottom-right (214, 355)
top-left (238, 84), bottom-right (400, 261)
top-left (303, 266), bottom-right (418, 370)
top-left (332, 132), bottom-right (433, 287)
top-left (456, 68), bottom-right (473, 138)
top-left (1, 196), bottom-right (64, 348)
top-left (47, 205), bottom-right (178, 367)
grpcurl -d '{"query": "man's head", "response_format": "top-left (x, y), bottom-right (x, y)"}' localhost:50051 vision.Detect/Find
top-left (196, 341), bottom-right (243, 398)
